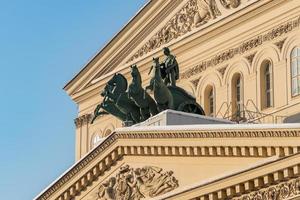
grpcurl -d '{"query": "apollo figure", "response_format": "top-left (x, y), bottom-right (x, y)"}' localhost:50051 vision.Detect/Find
top-left (161, 47), bottom-right (179, 86)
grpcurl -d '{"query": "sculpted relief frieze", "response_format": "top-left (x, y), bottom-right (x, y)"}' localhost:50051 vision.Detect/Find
top-left (234, 177), bottom-right (300, 200)
top-left (127, 0), bottom-right (250, 63)
top-left (97, 165), bottom-right (178, 200)
top-left (181, 16), bottom-right (300, 79)
top-left (220, 0), bottom-right (241, 9)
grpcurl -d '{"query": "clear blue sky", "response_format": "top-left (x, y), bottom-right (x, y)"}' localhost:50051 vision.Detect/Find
top-left (0, 1), bottom-right (147, 199)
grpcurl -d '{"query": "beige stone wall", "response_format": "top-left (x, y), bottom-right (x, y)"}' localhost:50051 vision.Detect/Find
top-left (35, 125), bottom-right (300, 200)
top-left (72, 0), bottom-right (300, 160)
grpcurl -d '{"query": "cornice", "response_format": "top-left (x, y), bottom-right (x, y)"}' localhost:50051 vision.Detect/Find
top-left (64, 0), bottom-right (180, 97)
top-left (234, 177), bottom-right (300, 200)
top-left (63, 0), bottom-right (153, 92)
top-left (161, 153), bottom-right (300, 199)
top-left (35, 126), bottom-right (300, 200)
top-left (67, 0), bottom-right (292, 103)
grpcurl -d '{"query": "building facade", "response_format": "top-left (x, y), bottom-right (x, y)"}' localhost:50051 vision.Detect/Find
top-left (64, 0), bottom-right (300, 160)
top-left (36, 0), bottom-right (300, 199)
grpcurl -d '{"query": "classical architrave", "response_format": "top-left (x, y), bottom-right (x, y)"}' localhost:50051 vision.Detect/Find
top-left (35, 125), bottom-right (300, 200)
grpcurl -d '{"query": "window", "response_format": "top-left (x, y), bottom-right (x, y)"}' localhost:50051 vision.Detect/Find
top-left (104, 129), bottom-right (112, 136)
top-left (260, 60), bottom-right (273, 109)
top-left (231, 74), bottom-right (243, 118)
top-left (91, 134), bottom-right (103, 148)
top-left (291, 47), bottom-right (300, 96)
top-left (204, 86), bottom-right (214, 117)
top-left (209, 90), bottom-right (214, 116)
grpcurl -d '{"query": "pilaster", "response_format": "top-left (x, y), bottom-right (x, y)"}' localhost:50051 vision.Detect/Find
top-left (74, 114), bottom-right (92, 160)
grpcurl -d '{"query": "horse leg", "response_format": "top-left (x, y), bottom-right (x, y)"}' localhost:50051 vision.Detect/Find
top-left (140, 107), bottom-right (151, 121)
top-left (157, 103), bottom-right (168, 112)
top-left (170, 70), bottom-right (176, 87)
top-left (148, 98), bottom-right (159, 116)
top-left (168, 95), bottom-right (174, 110)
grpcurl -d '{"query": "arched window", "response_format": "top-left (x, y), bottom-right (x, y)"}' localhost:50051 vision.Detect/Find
top-left (204, 85), bottom-right (214, 117)
top-left (91, 134), bottom-right (103, 148)
top-left (291, 47), bottom-right (300, 96)
top-left (104, 129), bottom-right (112, 136)
top-left (231, 73), bottom-right (243, 118)
top-left (260, 60), bottom-right (273, 109)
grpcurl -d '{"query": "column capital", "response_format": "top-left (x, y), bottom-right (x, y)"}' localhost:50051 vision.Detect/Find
top-left (74, 114), bottom-right (93, 128)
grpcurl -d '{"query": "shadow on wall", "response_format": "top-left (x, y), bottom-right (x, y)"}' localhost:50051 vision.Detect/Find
top-left (283, 113), bottom-right (300, 123)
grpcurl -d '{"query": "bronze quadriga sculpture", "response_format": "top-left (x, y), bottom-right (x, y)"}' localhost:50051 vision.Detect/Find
top-left (92, 48), bottom-right (205, 126)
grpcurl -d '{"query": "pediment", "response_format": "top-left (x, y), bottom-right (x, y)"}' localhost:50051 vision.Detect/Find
top-left (35, 124), bottom-right (300, 200)
top-left (64, 0), bottom-right (263, 100)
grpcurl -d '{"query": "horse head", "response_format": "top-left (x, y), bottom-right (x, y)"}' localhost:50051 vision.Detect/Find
top-left (152, 57), bottom-right (160, 69)
top-left (101, 84), bottom-right (111, 97)
top-left (102, 73), bottom-right (128, 100)
top-left (130, 64), bottom-right (140, 79)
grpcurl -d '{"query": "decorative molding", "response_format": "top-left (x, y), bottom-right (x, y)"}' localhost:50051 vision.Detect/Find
top-left (245, 52), bottom-right (257, 66)
top-left (74, 114), bottom-right (93, 128)
top-left (180, 16), bottom-right (300, 79)
top-left (187, 164), bottom-right (300, 200)
top-left (36, 128), bottom-right (300, 200)
top-left (191, 77), bottom-right (201, 88)
top-left (274, 37), bottom-right (287, 52)
top-left (117, 129), bottom-right (300, 139)
top-left (127, 0), bottom-right (249, 63)
top-left (234, 177), bottom-right (300, 200)
top-left (217, 65), bottom-right (228, 77)
top-left (97, 165), bottom-right (178, 200)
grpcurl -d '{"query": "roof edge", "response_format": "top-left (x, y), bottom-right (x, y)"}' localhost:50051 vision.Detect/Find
top-left (63, 0), bottom-right (152, 91)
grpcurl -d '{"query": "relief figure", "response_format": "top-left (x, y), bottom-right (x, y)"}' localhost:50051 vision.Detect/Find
top-left (194, 0), bottom-right (221, 27)
top-left (220, 0), bottom-right (240, 9)
top-left (97, 165), bottom-right (178, 200)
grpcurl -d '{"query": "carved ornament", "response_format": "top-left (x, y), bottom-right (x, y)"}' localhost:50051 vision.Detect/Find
top-left (274, 38), bottom-right (287, 52)
top-left (217, 65), bottom-right (227, 77)
top-left (181, 16), bottom-right (300, 79)
top-left (191, 77), bottom-right (201, 88)
top-left (234, 177), bottom-right (300, 200)
top-left (97, 165), bottom-right (178, 200)
top-left (74, 114), bottom-right (93, 128)
top-left (127, 0), bottom-right (248, 63)
top-left (220, 0), bottom-right (241, 9)
top-left (245, 52), bottom-right (257, 66)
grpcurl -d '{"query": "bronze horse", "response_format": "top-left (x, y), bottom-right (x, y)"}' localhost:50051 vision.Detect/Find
top-left (147, 57), bottom-right (205, 115)
top-left (92, 74), bottom-right (141, 124)
top-left (128, 65), bottom-right (158, 120)
top-left (146, 57), bottom-right (174, 111)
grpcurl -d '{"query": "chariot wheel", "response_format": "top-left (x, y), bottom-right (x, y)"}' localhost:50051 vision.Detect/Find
top-left (177, 101), bottom-right (205, 115)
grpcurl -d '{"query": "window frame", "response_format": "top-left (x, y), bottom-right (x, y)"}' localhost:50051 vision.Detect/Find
top-left (291, 47), bottom-right (300, 97)
top-left (260, 60), bottom-right (273, 110)
top-left (204, 85), bottom-right (215, 117)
